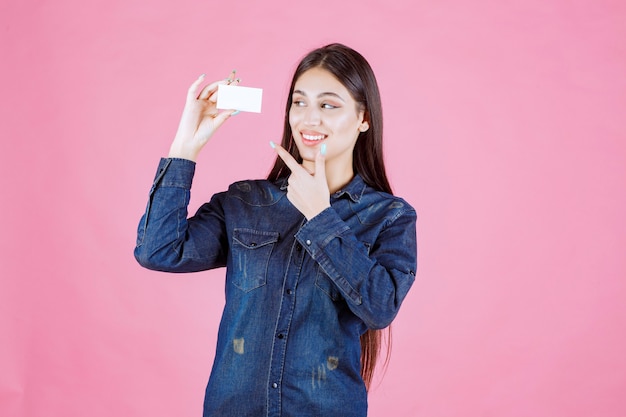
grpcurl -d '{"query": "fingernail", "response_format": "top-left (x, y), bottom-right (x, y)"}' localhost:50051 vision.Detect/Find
top-left (231, 110), bottom-right (240, 116)
top-left (235, 78), bottom-right (241, 83)
top-left (269, 141), bottom-right (276, 149)
top-left (200, 73), bottom-right (206, 78)
top-left (320, 143), bottom-right (327, 156)
top-left (232, 69), bottom-right (237, 74)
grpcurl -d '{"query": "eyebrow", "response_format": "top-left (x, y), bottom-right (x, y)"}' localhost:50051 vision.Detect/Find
top-left (293, 89), bottom-right (346, 102)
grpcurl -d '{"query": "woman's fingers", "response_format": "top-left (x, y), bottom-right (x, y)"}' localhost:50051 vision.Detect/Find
top-left (191, 70), bottom-right (239, 102)
top-left (272, 142), bottom-right (327, 178)
top-left (226, 69), bottom-right (237, 83)
top-left (208, 75), bottom-right (241, 103)
top-left (198, 79), bottom-right (225, 100)
top-left (271, 142), bottom-right (303, 174)
top-left (314, 144), bottom-right (327, 180)
top-left (186, 74), bottom-right (206, 100)
top-left (169, 72), bottom-right (243, 161)
top-left (186, 71), bottom-right (243, 117)
top-left (212, 109), bottom-right (238, 130)
top-left (271, 142), bottom-right (330, 219)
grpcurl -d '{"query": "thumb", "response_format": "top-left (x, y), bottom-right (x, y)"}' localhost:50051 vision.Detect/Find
top-left (213, 109), bottom-right (239, 130)
top-left (315, 143), bottom-right (327, 179)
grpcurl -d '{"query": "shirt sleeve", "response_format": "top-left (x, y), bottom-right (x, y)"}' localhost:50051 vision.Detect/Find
top-left (134, 158), bottom-right (227, 273)
top-left (294, 206), bottom-right (417, 329)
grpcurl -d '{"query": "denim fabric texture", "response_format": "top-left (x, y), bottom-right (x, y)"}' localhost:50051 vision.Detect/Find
top-left (135, 158), bottom-right (418, 417)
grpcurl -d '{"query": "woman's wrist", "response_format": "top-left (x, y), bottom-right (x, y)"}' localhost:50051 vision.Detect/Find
top-left (168, 142), bottom-right (200, 162)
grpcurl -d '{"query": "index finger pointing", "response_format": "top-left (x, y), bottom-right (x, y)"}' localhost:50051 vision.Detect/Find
top-left (271, 142), bottom-right (302, 173)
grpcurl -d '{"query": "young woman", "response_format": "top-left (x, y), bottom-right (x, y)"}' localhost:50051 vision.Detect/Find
top-left (135, 43), bottom-right (417, 417)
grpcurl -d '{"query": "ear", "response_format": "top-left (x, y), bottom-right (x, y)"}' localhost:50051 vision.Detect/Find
top-left (357, 108), bottom-right (370, 132)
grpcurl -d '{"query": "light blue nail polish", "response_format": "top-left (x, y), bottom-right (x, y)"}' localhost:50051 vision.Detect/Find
top-left (231, 110), bottom-right (240, 116)
top-left (320, 143), bottom-right (327, 156)
top-left (269, 141), bottom-right (276, 148)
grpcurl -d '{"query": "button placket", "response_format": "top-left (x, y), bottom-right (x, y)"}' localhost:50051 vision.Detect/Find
top-left (267, 233), bottom-right (306, 413)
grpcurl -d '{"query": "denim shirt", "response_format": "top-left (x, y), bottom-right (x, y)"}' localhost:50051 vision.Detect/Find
top-left (134, 158), bottom-right (417, 417)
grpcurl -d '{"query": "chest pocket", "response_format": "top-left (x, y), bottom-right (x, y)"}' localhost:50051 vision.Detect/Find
top-left (231, 228), bottom-right (280, 292)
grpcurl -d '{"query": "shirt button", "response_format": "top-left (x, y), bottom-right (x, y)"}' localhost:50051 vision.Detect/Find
top-left (305, 239), bottom-right (311, 245)
top-left (272, 382), bottom-right (278, 389)
top-left (286, 289), bottom-right (293, 295)
top-left (277, 333), bottom-right (284, 339)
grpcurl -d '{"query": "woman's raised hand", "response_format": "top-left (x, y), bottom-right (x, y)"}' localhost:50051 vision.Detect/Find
top-left (272, 142), bottom-right (331, 220)
top-left (168, 72), bottom-right (239, 161)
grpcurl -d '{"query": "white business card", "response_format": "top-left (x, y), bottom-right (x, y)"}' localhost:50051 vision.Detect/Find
top-left (216, 84), bottom-right (263, 113)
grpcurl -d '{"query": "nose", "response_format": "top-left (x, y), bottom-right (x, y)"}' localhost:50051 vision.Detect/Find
top-left (303, 106), bottom-right (321, 126)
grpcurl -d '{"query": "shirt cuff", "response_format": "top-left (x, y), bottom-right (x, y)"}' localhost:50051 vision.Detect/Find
top-left (295, 208), bottom-right (364, 304)
top-left (294, 207), bottom-right (350, 257)
top-left (151, 157), bottom-right (196, 191)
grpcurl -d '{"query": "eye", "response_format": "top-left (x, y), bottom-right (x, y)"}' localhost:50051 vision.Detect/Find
top-left (321, 103), bottom-right (338, 109)
top-left (292, 100), bottom-right (306, 107)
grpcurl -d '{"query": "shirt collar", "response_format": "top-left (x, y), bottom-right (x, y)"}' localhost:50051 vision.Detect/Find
top-left (332, 174), bottom-right (366, 202)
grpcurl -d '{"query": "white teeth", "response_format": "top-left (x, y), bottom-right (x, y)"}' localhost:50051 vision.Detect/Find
top-left (302, 134), bottom-right (326, 141)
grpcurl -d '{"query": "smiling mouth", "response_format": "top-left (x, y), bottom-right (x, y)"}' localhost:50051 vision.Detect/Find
top-left (301, 133), bottom-right (327, 141)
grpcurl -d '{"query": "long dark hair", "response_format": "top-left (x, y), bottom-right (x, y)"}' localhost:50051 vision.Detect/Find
top-left (267, 43), bottom-right (392, 390)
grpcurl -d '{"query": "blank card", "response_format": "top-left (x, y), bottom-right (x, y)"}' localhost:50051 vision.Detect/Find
top-left (216, 84), bottom-right (263, 113)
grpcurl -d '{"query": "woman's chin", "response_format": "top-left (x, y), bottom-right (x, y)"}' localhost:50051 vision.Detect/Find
top-left (295, 147), bottom-right (317, 163)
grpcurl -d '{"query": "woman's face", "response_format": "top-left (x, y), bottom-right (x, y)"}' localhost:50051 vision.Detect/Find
top-left (289, 67), bottom-right (369, 173)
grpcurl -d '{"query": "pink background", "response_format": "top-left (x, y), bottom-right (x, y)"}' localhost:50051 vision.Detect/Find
top-left (2, 0), bottom-right (625, 416)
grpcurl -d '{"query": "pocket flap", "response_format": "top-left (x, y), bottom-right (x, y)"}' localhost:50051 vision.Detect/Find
top-left (233, 228), bottom-right (280, 249)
